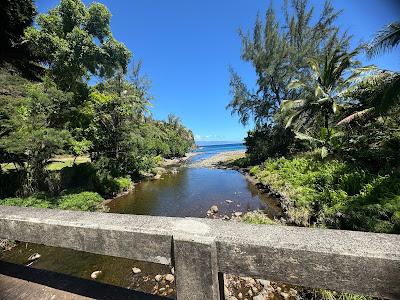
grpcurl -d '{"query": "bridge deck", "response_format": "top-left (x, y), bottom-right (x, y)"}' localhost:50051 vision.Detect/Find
top-left (0, 274), bottom-right (90, 300)
top-left (0, 261), bottom-right (164, 300)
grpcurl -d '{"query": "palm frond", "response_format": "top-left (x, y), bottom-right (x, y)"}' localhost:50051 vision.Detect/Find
top-left (367, 22), bottom-right (400, 58)
top-left (281, 99), bottom-right (306, 111)
top-left (337, 108), bottom-right (374, 125)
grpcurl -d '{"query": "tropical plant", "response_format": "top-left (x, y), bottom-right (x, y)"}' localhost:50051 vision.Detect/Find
top-left (281, 49), bottom-right (374, 148)
top-left (366, 21), bottom-right (400, 58)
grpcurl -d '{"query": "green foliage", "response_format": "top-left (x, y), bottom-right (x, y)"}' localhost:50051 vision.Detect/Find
top-left (0, 0), bottom-right (36, 55)
top-left (0, 80), bottom-right (72, 193)
top-left (24, 0), bottom-right (131, 92)
top-left (227, 0), bottom-right (349, 126)
top-left (251, 155), bottom-right (400, 233)
top-left (0, 191), bottom-right (104, 212)
top-left (366, 21), bottom-right (400, 58)
top-left (57, 191), bottom-right (103, 211)
top-left (244, 124), bottom-right (298, 163)
top-left (241, 211), bottom-right (276, 225)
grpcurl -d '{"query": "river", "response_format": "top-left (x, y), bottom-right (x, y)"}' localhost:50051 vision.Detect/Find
top-left (0, 143), bottom-right (280, 297)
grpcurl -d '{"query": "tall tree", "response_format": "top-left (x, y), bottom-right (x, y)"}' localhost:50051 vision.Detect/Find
top-left (227, 0), bottom-right (349, 127)
top-left (24, 0), bottom-right (131, 93)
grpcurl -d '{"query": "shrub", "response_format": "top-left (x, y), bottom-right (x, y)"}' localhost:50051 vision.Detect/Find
top-left (57, 191), bottom-right (104, 211)
top-left (95, 173), bottom-right (132, 197)
top-left (241, 211), bottom-right (276, 225)
top-left (252, 155), bottom-right (400, 233)
top-left (114, 176), bottom-right (132, 192)
top-left (0, 194), bottom-right (53, 208)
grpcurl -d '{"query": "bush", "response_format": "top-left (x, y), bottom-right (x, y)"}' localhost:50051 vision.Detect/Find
top-left (114, 176), bottom-right (132, 192)
top-left (244, 124), bottom-right (300, 164)
top-left (251, 155), bottom-right (400, 233)
top-left (95, 172), bottom-right (132, 197)
top-left (241, 211), bottom-right (276, 225)
top-left (0, 194), bottom-right (53, 208)
top-left (57, 191), bottom-right (104, 211)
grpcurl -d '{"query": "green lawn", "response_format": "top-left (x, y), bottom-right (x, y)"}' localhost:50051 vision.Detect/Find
top-left (1, 155), bottom-right (90, 172)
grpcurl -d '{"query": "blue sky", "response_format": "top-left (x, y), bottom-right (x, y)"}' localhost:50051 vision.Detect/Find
top-left (35, 0), bottom-right (400, 142)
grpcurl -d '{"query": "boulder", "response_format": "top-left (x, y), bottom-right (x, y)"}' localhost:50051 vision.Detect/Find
top-left (155, 274), bottom-right (162, 282)
top-left (132, 267), bottom-right (141, 274)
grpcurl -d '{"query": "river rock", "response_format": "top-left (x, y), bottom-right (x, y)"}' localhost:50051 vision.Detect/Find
top-left (209, 205), bottom-right (218, 213)
top-left (28, 253), bottom-right (41, 261)
top-left (253, 293), bottom-right (266, 300)
top-left (132, 267), bottom-right (141, 274)
top-left (153, 174), bottom-right (162, 180)
top-left (281, 292), bottom-right (290, 300)
top-left (165, 274), bottom-right (174, 283)
top-left (225, 199), bottom-right (233, 203)
top-left (237, 292), bottom-right (243, 299)
top-left (155, 274), bottom-right (162, 282)
top-left (222, 215), bottom-right (230, 220)
top-left (171, 267), bottom-right (175, 274)
top-left (233, 211), bottom-right (243, 217)
top-left (90, 270), bottom-right (102, 279)
top-left (289, 288), bottom-right (298, 296)
top-left (257, 279), bottom-right (270, 288)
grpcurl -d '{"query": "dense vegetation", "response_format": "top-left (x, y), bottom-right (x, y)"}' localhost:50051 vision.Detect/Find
top-left (228, 0), bottom-right (400, 234)
top-left (0, 0), bottom-right (194, 206)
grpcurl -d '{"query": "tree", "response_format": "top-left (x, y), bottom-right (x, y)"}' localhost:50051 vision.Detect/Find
top-left (0, 82), bottom-right (71, 194)
top-left (281, 49), bottom-right (362, 137)
top-left (86, 66), bottom-right (152, 176)
top-left (24, 0), bottom-right (131, 93)
top-left (366, 21), bottom-right (400, 58)
top-left (227, 0), bottom-right (349, 127)
top-left (0, 0), bottom-right (36, 56)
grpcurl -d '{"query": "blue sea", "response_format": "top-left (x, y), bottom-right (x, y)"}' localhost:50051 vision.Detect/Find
top-left (191, 142), bottom-right (246, 162)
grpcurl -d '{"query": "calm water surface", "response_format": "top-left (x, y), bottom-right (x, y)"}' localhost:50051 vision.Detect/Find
top-left (1, 143), bottom-right (280, 295)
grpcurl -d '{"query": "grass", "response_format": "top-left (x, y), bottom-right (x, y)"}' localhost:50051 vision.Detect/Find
top-left (1, 155), bottom-right (90, 172)
top-left (0, 191), bottom-right (105, 212)
top-left (46, 155), bottom-right (90, 171)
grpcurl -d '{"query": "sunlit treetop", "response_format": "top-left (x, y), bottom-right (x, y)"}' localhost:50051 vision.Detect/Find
top-left (24, 0), bottom-right (131, 92)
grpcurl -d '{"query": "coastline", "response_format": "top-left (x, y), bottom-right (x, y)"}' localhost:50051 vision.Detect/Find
top-left (188, 150), bottom-right (246, 168)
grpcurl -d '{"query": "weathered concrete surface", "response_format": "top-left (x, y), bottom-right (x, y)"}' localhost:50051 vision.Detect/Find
top-left (0, 206), bottom-right (174, 265)
top-left (0, 261), bottom-right (165, 300)
top-left (0, 274), bottom-right (91, 300)
top-left (173, 225), bottom-right (221, 300)
top-left (1, 206), bottom-right (400, 299)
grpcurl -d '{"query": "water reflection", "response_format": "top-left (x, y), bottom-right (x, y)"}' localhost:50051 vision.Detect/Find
top-left (108, 167), bottom-right (277, 218)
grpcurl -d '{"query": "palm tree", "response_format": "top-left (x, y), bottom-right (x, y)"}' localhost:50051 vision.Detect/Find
top-left (281, 49), bottom-right (366, 141)
top-left (366, 21), bottom-right (400, 58)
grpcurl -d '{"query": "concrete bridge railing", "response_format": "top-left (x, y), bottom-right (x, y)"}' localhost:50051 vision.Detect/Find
top-left (0, 205), bottom-right (399, 300)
